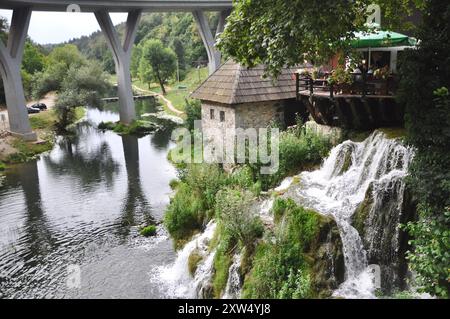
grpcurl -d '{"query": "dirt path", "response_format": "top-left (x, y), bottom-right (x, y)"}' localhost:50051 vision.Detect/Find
top-left (133, 85), bottom-right (184, 116)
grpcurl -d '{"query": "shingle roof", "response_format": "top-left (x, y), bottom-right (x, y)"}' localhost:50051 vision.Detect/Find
top-left (190, 60), bottom-right (297, 104)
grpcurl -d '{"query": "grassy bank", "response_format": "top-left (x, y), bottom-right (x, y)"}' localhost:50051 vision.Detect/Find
top-left (0, 107), bottom-right (86, 166)
top-left (132, 67), bottom-right (208, 114)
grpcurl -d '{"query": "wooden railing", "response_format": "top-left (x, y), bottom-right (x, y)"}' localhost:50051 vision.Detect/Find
top-left (296, 72), bottom-right (398, 99)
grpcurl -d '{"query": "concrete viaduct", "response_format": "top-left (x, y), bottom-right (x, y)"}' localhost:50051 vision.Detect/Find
top-left (0, 1), bottom-right (232, 140)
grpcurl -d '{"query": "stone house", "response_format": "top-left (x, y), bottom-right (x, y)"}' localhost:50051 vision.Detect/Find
top-left (191, 60), bottom-right (301, 146)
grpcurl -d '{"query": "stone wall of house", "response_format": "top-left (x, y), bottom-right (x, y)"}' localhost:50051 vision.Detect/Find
top-left (201, 102), bottom-right (236, 163)
top-left (201, 102), bottom-right (236, 137)
top-left (235, 101), bottom-right (284, 129)
top-left (201, 100), bottom-right (285, 163)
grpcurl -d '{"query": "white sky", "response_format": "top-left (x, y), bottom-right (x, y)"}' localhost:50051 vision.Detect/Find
top-left (0, 9), bottom-right (128, 44)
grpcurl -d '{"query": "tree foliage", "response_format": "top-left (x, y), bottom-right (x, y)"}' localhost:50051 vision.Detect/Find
top-left (69, 12), bottom-right (215, 73)
top-left (218, 0), bottom-right (424, 77)
top-left (54, 60), bottom-right (110, 130)
top-left (397, 0), bottom-right (450, 298)
top-left (32, 44), bottom-right (86, 98)
top-left (139, 39), bottom-right (177, 95)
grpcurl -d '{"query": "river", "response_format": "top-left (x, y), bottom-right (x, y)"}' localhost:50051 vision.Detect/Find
top-left (0, 100), bottom-right (178, 299)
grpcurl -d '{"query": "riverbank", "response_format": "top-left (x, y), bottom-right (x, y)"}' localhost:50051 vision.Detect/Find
top-left (0, 106), bottom-right (86, 168)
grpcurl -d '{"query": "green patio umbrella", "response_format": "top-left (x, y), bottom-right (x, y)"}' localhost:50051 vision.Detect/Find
top-left (351, 30), bottom-right (417, 48)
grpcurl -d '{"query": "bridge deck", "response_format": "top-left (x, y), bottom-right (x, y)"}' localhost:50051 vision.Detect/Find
top-left (0, 0), bottom-right (232, 12)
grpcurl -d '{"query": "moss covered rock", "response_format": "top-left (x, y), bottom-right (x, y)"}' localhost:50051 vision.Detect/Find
top-left (351, 181), bottom-right (417, 294)
top-left (352, 183), bottom-right (374, 239)
top-left (188, 249), bottom-right (203, 277)
top-left (306, 213), bottom-right (345, 298)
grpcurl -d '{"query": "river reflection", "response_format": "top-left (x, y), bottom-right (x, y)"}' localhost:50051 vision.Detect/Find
top-left (0, 100), bottom-right (177, 298)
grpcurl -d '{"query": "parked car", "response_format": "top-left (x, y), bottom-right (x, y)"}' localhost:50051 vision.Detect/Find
top-left (30, 103), bottom-right (47, 110)
top-left (27, 106), bottom-right (40, 114)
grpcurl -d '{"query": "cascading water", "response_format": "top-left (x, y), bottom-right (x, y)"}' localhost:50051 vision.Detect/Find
top-left (285, 130), bottom-right (414, 298)
top-left (223, 253), bottom-right (242, 299)
top-left (152, 221), bottom-right (217, 298)
top-left (155, 130), bottom-right (414, 299)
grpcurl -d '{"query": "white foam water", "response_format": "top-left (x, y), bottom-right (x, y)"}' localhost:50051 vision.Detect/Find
top-left (223, 253), bottom-right (243, 299)
top-left (152, 221), bottom-right (217, 298)
top-left (290, 131), bottom-right (414, 298)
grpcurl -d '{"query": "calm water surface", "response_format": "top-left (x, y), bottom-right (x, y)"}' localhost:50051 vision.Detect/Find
top-left (0, 100), bottom-right (178, 298)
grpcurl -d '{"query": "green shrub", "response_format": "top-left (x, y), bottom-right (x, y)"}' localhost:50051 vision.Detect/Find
top-left (169, 178), bottom-right (180, 190)
top-left (140, 225), bottom-right (157, 237)
top-left (184, 164), bottom-right (227, 215)
top-left (242, 199), bottom-right (319, 299)
top-left (250, 126), bottom-right (331, 190)
top-left (184, 99), bottom-right (201, 131)
top-left (272, 197), bottom-right (287, 223)
top-left (397, 1), bottom-right (450, 297)
top-left (0, 161), bottom-right (5, 171)
top-left (215, 188), bottom-right (264, 249)
top-left (164, 183), bottom-right (203, 242)
top-left (404, 205), bottom-right (450, 298)
top-left (164, 164), bottom-right (227, 244)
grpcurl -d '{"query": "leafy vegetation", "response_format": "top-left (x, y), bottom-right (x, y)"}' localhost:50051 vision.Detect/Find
top-left (70, 12), bottom-right (216, 77)
top-left (140, 225), bottom-right (157, 237)
top-left (0, 161), bottom-right (5, 171)
top-left (98, 120), bottom-right (159, 136)
top-left (242, 199), bottom-right (320, 299)
top-left (250, 124), bottom-right (332, 190)
top-left (404, 206), bottom-right (450, 298)
top-left (5, 138), bottom-right (53, 164)
top-left (164, 164), bottom-right (227, 243)
top-left (138, 39), bottom-right (177, 95)
top-left (215, 188), bottom-right (264, 250)
top-left (184, 99), bottom-right (202, 131)
top-left (218, 0), bottom-right (424, 77)
top-left (397, 0), bottom-right (450, 298)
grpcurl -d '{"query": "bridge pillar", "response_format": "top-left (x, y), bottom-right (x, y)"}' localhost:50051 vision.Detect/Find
top-left (0, 7), bottom-right (36, 141)
top-left (95, 9), bottom-right (142, 124)
top-left (193, 10), bottom-right (230, 75)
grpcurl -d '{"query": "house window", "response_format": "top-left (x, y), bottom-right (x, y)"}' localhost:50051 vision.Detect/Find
top-left (220, 111), bottom-right (225, 122)
top-left (210, 109), bottom-right (215, 120)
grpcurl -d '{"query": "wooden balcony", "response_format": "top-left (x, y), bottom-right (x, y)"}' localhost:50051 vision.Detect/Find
top-left (295, 73), bottom-right (404, 130)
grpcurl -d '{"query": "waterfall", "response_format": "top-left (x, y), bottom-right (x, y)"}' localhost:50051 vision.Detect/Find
top-left (156, 131), bottom-right (414, 299)
top-left (286, 130), bottom-right (414, 298)
top-left (153, 221), bottom-right (217, 298)
top-left (223, 253), bottom-right (242, 299)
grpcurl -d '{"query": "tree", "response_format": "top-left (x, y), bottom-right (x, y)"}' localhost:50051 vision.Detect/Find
top-left (139, 39), bottom-right (177, 95)
top-left (138, 58), bottom-right (154, 90)
top-left (218, 0), bottom-right (424, 77)
top-left (397, 0), bottom-right (450, 298)
top-left (0, 16), bottom-right (7, 43)
top-left (55, 60), bottom-right (111, 130)
top-left (32, 44), bottom-right (86, 98)
top-left (22, 41), bottom-right (46, 75)
top-left (130, 44), bottom-right (143, 78)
